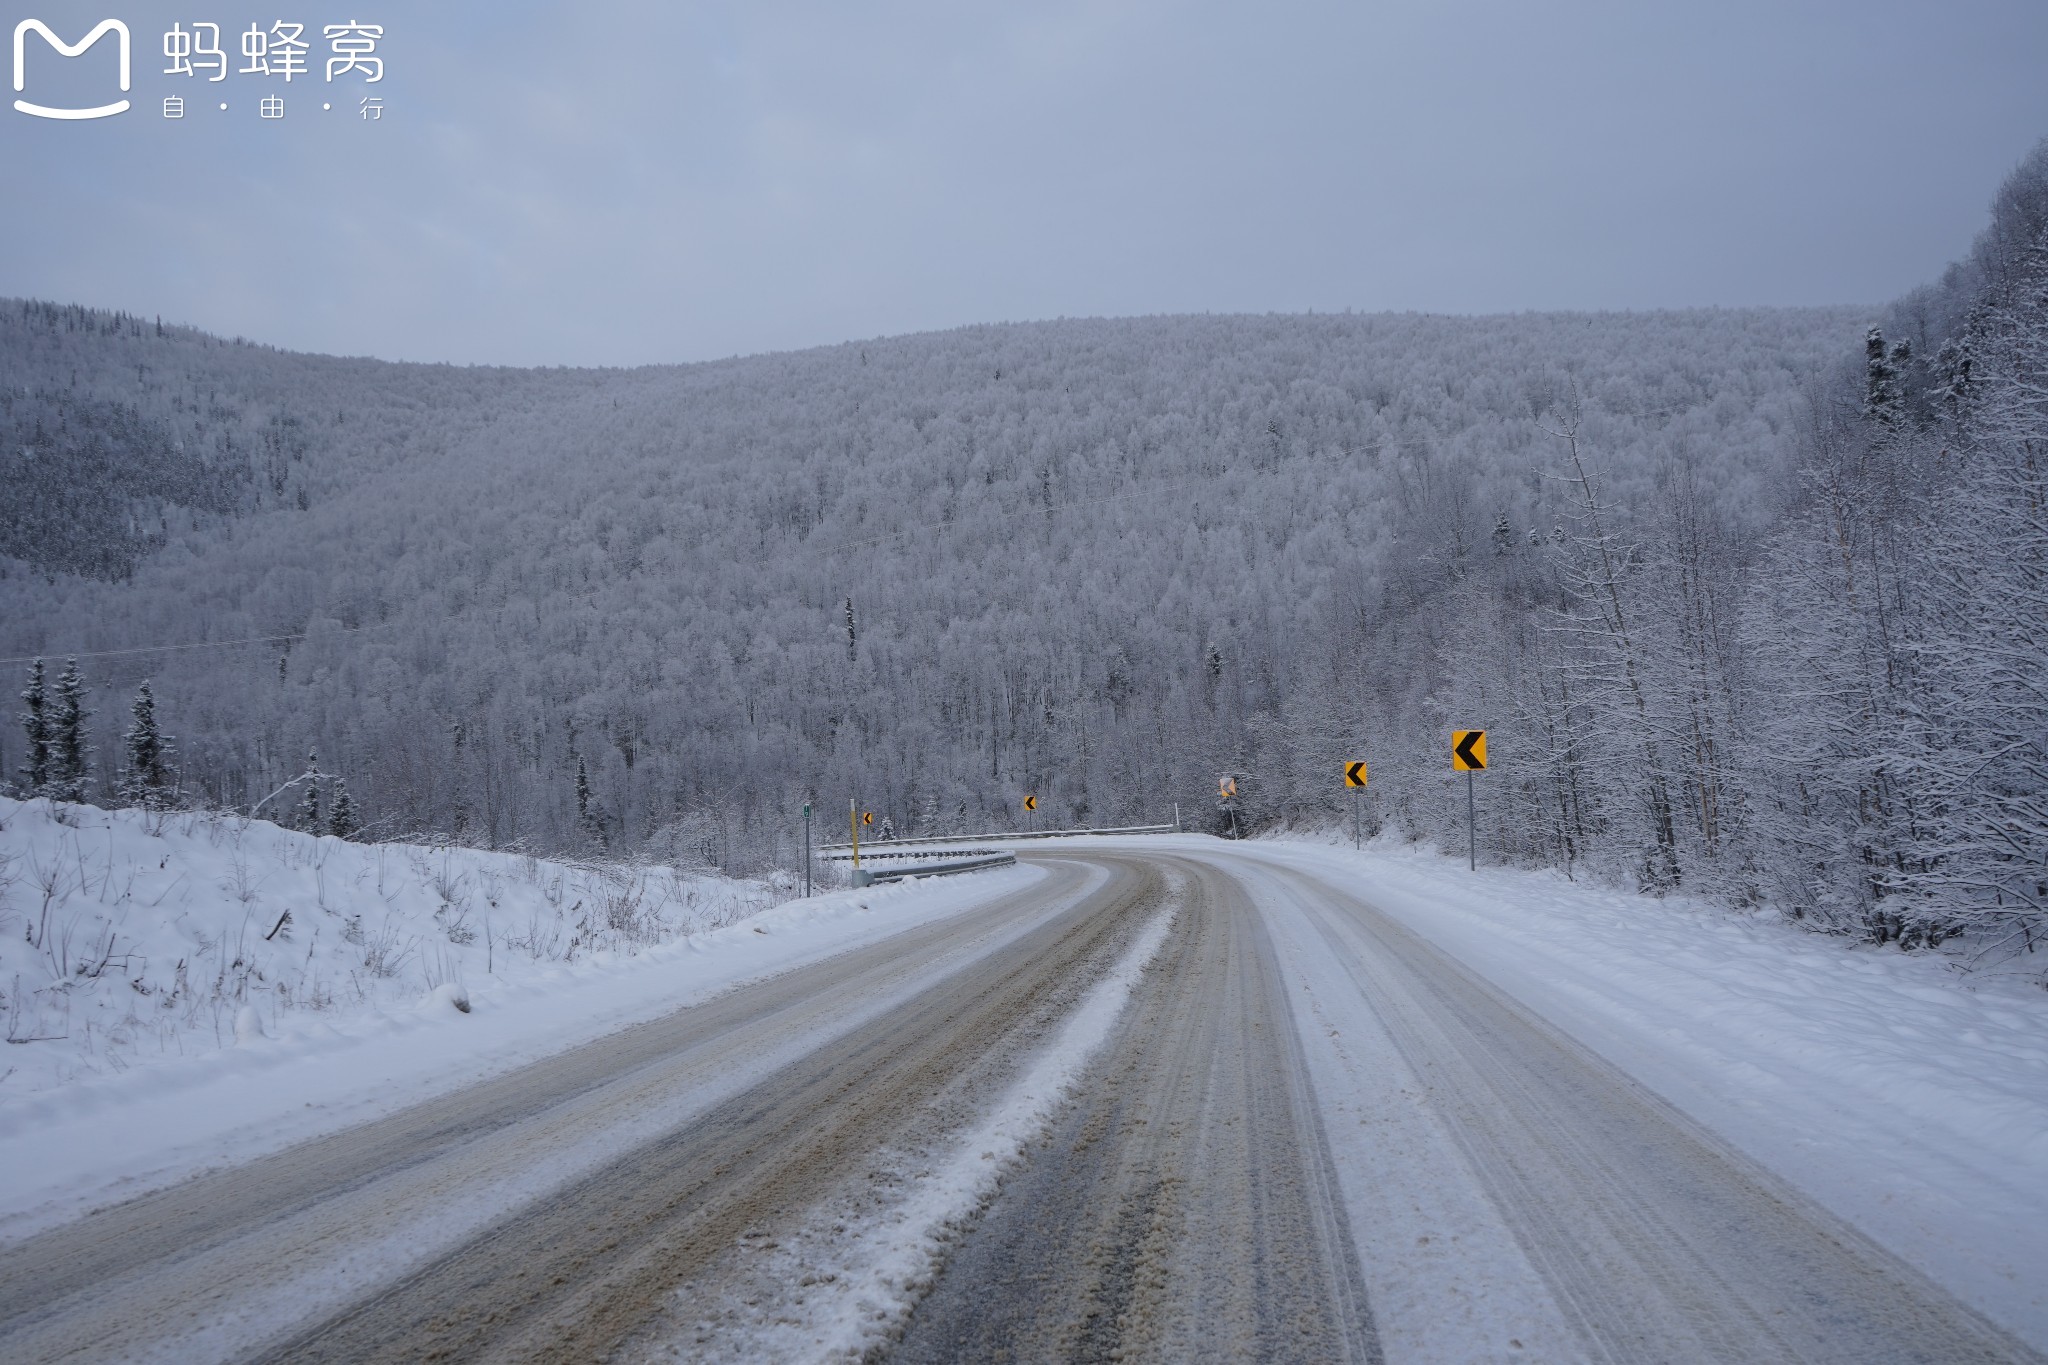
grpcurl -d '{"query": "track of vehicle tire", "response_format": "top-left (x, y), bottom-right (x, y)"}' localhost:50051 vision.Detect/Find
top-left (254, 861), bottom-right (1161, 1364)
top-left (890, 850), bottom-right (2039, 1364)
top-left (0, 858), bottom-right (1151, 1362)
top-left (891, 857), bottom-right (1380, 1364)
top-left (1228, 853), bottom-right (2041, 1365)
top-left (0, 845), bottom-right (2036, 1365)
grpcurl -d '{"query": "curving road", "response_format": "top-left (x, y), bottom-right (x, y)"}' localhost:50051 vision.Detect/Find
top-left (0, 845), bottom-right (2034, 1363)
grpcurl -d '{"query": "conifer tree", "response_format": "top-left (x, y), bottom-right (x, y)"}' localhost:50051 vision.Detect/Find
top-left (48, 658), bottom-right (91, 803)
top-left (326, 778), bottom-right (360, 839)
top-left (16, 658), bottom-right (50, 796)
top-left (574, 753), bottom-right (605, 846)
top-left (1934, 334), bottom-right (1976, 417)
top-left (293, 749), bottom-right (322, 832)
top-left (119, 679), bottom-right (178, 809)
top-left (1864, 326), bottom-right (1900, 424)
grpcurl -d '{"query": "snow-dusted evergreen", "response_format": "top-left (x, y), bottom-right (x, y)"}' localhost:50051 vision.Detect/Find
top-left (116, 679), bottom-right (178, 810)
top-left (2, 139), bottom-right (2044, 969)
top-left (15, 657), bottom-right (49, 796)
top-left (45, 658), bottom-right (89, 805)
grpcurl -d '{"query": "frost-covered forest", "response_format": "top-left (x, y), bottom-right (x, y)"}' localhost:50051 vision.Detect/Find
top-left (3, 140), bottom-right (2044, 963)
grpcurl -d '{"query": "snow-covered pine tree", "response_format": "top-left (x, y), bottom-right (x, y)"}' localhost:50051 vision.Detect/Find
top-left (574, 753), bottom-right (605, 846)
top-left (1865, 326), bottom-right (1901, 425)
top-left (1933, 333), bottom-right (1976, 419)
top-left (119, 679), bottom-right (179, 809)
top-left (48, 658), bottom-right (91, 803)
top-left (292, 749), bottom-right (322, 831)
top-left (16, 657), bottom-right (50, 796)
top-left (327, 777), bottom-right (360, 839)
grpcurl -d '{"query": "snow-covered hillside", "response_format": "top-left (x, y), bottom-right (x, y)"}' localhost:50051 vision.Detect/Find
top-left (1, 145), bottom-right (2043, 966)
top-left (0, 301), bottom-right (1861, 868)
top-left (0, 797), bottom-right (788, 1096)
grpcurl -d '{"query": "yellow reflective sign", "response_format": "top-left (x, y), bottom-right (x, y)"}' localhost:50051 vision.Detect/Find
top-left (1024, 795), bottom-right (1038, 812)
top-left (1344, 761), bottom-right (1368, 788)
top-left (1453, 730), bottom-right (1487, 771)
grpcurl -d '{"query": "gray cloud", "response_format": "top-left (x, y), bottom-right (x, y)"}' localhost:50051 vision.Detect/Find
top-left (3, 0), bottom-right (2045, 365)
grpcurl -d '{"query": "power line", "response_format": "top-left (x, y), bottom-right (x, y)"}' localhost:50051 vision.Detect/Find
top-left (0, 620), bottom-right (402, 669)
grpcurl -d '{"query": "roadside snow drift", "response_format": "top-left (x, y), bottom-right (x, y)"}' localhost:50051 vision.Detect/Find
top-left (0, 797), bottom-right (787, 1093)
top-left (0, 797), bottom-right (1040, 1235)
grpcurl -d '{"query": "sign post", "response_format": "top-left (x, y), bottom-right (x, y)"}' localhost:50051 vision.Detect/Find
top-left (849, 797), bottom-right (861, 872)
top-left (1218, 775), bottom-right (1239, 840)
top-left (1344, 761), bottom-right (1368, 849)
top-left (1452, 731), bottom-right (1487, 870)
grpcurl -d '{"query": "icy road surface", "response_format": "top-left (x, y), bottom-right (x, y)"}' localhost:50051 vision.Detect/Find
top-left (0, 844), bottom-right (2039, 1363)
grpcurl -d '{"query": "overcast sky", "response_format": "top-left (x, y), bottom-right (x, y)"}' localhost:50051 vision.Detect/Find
top-left (5, 0), bottom-right (2046, 367)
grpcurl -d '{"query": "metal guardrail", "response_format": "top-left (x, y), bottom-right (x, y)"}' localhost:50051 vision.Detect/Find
top-left (850, 852), bottom-right (1017, 885)
top-left (820, 823), bottom-right (1175, 853)
top-left (820, 847), bottom-right (1007, 863)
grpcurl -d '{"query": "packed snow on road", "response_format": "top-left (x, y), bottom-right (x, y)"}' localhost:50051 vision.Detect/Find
top-left (1, 802), bottom-right (2043, 1359)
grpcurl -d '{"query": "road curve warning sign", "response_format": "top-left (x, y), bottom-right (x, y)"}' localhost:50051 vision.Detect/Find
top-left (1344, 761), bottom-right (1369, 788)
top-left (1024, 795), bottom-right (1038, 812)
top-left (1452, 730), bottom-right (1487, 771)
top-left (862, 811), bottom-right (874, 826)
top-left (1218, 776), bottom-right (1237, 799)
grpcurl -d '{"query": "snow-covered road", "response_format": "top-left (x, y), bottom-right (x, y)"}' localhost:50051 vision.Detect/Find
top-left (897, 845), bottom-right (2033, 1364)
top-left (1233, 851), bottom-right (2025, 1363)
top-left (0, 837), bottom-right (2041, 1363)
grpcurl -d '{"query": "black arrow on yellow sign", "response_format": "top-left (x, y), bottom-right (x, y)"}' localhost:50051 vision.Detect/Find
top-left (1344, 761), bottom-right (1368, 788)
top-left (862, 811), bottom-right (874, 826)
top-left (1453, 729), bottom-right (1486, 870)
top-left (1024, 795), bottom-right (1038, 812)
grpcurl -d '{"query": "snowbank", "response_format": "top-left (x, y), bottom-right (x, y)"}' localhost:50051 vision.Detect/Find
top-left (0, 797), bottom-right (787, 1094)
top-left (0, 797), bottom-right (1040, 1236)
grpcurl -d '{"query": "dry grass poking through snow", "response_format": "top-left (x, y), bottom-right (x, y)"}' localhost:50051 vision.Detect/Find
top-left (0, 797), bottom-right (785, 1095)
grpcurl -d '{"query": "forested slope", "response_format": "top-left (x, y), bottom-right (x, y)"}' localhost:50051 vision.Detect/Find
top-left (3, 138), bottom-right (2043, 963)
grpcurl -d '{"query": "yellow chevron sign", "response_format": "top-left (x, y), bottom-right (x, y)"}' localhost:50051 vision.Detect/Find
top-left (1453, 730), bottom-right (1487, 771)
